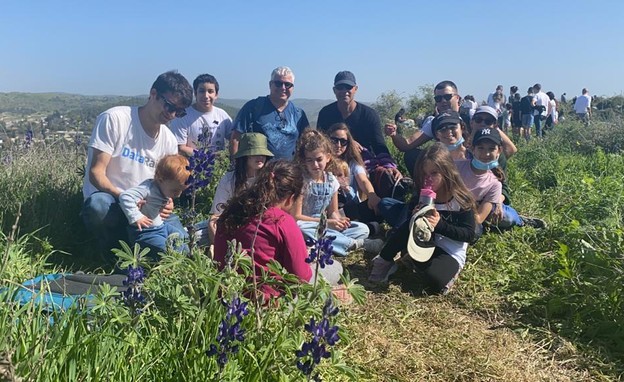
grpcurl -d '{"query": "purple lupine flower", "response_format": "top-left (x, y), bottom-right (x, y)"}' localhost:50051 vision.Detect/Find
top-left (122, 264), bottom-right (146, 315)
top-left (206, 295), bottom-right (249, 369)
top-left (23, 129), bottom-right (34, 149)
top-left (305, 235), bottom-right (336, 269)
top-left (295, 297), bottom-right (341, 380)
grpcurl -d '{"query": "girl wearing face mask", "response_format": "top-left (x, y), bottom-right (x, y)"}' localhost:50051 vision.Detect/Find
top-left (456, 127), bottom-right (544, 235)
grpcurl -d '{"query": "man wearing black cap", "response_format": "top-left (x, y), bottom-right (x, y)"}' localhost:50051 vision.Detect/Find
top-left (317, 71), bottom-right (390, 155)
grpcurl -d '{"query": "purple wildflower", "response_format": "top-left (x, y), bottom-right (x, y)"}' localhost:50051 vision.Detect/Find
top-left (23, 129), bottom-right (33, 149)
top-left (305, 236), bottom-right (336, 269)
top-left (295, 297), bottom-right (341, 380)
top-left (122, 264), bottom-right (146, 315)
top-left (206, 295), bottom-right (249, 369)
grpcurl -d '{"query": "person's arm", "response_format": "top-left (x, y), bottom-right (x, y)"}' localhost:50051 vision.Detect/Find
top-left (178, 144), bottom-right (195, 157)
top-left (498, 129), bottom-right (517, 158)
top-left (433, 209), bottom-right (476, 243)
top-left (353, 169), bottom-right (380, 212)
top-left (89, 148), bottom-right (121, 197)
top-left (208, 173), bottom-right (234, 240)
top-left (119, 183), bottom-right (151, 227)
top-left (208, 214), bottom-right (219, 243)
top-left (475, 201), bottom-right (494, 225)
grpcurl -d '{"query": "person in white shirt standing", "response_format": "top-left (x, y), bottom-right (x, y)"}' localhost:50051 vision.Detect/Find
top-left (170, 74), bottom-right (233, 155)
top-left (532, 83), bottom-right (550, 138)
top-left (574, 88), bottom-right (592, 125)
top-left (81, 71), bottom-right (193, 264)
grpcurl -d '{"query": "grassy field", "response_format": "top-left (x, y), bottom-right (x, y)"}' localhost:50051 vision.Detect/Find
top-left (0, 117), bottom-right (623, 381)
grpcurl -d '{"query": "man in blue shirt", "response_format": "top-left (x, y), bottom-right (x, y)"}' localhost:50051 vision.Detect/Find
top-left (230, 66), bottom-right (309, 160)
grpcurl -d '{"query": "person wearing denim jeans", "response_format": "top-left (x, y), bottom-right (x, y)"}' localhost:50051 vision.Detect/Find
top-left (81, 71), bottom-right (193, 264)
top-left (533, 84), bottom-right (549, 138)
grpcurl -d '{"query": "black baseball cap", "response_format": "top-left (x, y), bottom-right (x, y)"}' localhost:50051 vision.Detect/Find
top-left (432, 110), bottom-right (462, 134)
top-left (472, 127), bottom-right (502, 146)
top-left (334, 71), bottom-right (357, 87)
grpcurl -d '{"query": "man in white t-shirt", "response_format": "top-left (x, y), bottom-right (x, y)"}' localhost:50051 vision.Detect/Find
top-left (81, 70), bottom-right (193, 262)
top-left (574, 88), bottom-right (592, 124)
top-left (532, 83), bottom-right (550, 138)
top-left (170, 74), bottom-right (233, 155)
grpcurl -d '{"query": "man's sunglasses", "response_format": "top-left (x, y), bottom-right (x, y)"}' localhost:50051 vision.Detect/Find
top-left (330, 137), bottom-right (349, 147)
top-left (472, 116), bottom-right (496, 125)
top-left (159, 94), bottom-right (187, 117)
top-left (272, 80), bottom-right (294, 89)
top-left (434, 94), bottom-right (455, 103)
top-left (334, 84), bottom-right (354, 91)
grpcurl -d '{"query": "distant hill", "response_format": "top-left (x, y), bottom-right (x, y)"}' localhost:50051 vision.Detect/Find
top-left (218, 98), bottom-right (335, 128)
top-left (0, 92), bottom-right (338, 131)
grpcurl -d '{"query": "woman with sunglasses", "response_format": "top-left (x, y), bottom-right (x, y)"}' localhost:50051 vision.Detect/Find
top-left (326, 124), bottom-right (387, 237)
top-left (470, 106), bottom-right (517, 163)
top-left (326, 123), bottom-right (382, 218)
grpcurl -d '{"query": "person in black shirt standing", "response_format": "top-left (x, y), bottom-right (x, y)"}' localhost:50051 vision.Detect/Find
top-left (519, 87), bottom-right (536, 142)
top-left (317, 71), bottom-right (389, 156)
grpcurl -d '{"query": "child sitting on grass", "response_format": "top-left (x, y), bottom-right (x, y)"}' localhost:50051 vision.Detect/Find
top-left (294, 129), bottom-right (382, 257)
top-left (119, 154), bottom-right (190, 259)
top-left (369, 143), bottom-right (476, 295)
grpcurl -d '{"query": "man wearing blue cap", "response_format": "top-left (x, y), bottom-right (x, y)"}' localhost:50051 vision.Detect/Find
top-left (317, 71), bottom-right (390, 155)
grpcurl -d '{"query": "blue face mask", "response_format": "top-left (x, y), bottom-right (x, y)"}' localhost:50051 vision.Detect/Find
top-left (471, 157), bottom-right (499, 171)
top-left (446, 136), bottom-right (464, 151)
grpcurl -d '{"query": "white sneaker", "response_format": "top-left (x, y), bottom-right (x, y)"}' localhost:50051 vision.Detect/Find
top-left (368, 256), bottom-right (398, 283)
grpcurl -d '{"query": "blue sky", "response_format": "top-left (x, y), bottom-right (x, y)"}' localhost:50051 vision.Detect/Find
top-left (1, 1), bottom-right (623, 103)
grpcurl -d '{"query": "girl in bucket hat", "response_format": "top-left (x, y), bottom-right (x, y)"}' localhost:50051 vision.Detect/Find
top-left (207, 133), bottom-right (273, 242)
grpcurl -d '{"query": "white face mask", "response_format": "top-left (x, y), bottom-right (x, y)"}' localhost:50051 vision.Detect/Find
top-left (471, 157), bottom-right (499, 171)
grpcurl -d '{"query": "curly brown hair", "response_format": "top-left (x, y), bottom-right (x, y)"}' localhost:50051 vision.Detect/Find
top-left (217, 160), bottom-right (304, 234)
top-left (295, 128), bottom-right (337, 175)
top-left (413, 143), bottom-right (476, 212)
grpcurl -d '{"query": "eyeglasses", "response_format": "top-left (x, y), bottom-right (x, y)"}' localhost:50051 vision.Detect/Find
top-left (275, 111), bottom-right (287, 128)
top-left (334, 84), bottom-right (354, 91)
top-left (158, 94), bottom-right (187, 117)
top-left (272, 80), bottom-right (294, 89)
top-left (472, 116), bottom-right (496, 125)
top-left (330, 137), bottom-right (349, 147)
top-left (434, 94), bottom-right (455, 103)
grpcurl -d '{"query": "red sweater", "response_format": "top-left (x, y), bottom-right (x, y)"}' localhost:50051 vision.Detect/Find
top-left (214, 207), bottom-right (312, 298)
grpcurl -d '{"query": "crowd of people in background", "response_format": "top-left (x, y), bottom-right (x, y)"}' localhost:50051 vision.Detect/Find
top-left (82, 67), bottom-right (592, 302)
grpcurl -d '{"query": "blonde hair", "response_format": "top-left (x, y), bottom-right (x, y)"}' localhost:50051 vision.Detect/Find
top-left (333, 158), bottom-right (350, 178)
top-left (154, 154), bottom-right (190, 187)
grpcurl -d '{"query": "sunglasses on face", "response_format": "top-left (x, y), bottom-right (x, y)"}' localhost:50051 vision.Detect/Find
top-left (473, 116), bottom-right (496, 125)
top-left (334, 84), bottom-right (354, 91)
top-left (272, 80), bottom-right (294, 89)
top-left (159, 94), bottom-right (187, 117)
top-left (434, 94), bottom-right (455, 103)
top-left (330, 137), bottom-right (349, 147)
